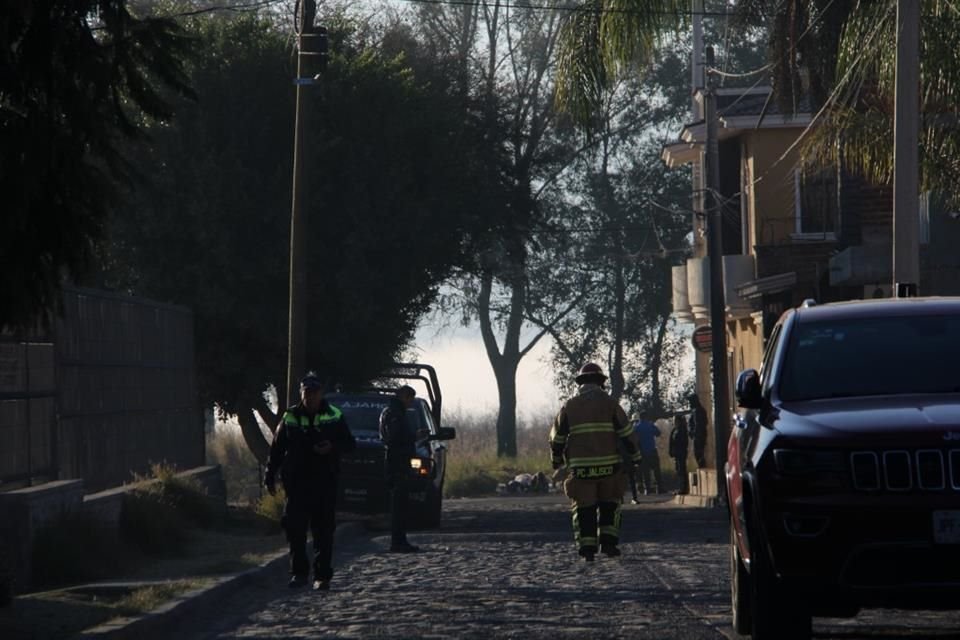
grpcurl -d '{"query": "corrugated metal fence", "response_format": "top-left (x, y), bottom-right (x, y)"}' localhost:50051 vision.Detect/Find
top-left (0, 287), bottom-right (202, 493)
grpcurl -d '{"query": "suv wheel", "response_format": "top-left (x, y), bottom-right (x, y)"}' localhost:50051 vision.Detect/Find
top-left (729, 522), bottom-right (752, 635)
top-left (748, 515), bottom-right (812, 640)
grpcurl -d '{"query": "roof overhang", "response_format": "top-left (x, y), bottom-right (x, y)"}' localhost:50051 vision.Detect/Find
top-left (661, 141), bottom-right (701, 168)
top-left (736, 271), bottom-right (798, 300)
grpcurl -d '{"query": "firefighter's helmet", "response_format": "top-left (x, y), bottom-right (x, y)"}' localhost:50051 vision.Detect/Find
top-left (575, 362), bottom-right (607, 385)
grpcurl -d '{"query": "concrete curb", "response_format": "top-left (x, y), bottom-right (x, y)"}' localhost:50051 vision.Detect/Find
top-left (74, 520), bottom-right (367, 639)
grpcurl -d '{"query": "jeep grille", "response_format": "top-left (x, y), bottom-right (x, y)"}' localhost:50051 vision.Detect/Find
top-left (851, 449), bottom-right (960, 491)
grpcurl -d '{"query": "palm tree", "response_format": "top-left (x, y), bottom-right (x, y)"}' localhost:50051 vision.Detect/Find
top-left (554, 0), bottom-right (686, 130)
top-left (559, 0), bottom-right (960, 202)
top-left (738, 0), bottom-right (960, 203)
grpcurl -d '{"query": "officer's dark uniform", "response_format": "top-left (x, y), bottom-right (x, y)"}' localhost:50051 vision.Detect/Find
top-left (669, 413), bottom-right (689, 494)
top-left (379, 395), bottom-right (418, 551)
top-left (264, 395), bottom-right (355, 586)
top-left (689, 394), bottom-right (708, 468)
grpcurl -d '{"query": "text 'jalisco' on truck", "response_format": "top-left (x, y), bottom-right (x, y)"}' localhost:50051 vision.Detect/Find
top-left (329, 363), bottom-right (455, 529)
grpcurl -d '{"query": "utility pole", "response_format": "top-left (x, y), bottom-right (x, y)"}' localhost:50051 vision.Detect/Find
top-left (286, 0), bottom-right (325, 406)
top-left (704, 46), bottom-right (729, 500)
top-left (892, 0), bottom-right (920, 298)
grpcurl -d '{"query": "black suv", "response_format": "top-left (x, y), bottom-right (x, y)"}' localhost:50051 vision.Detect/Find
top-left (329, 363), bottom-right (455, 528)
top-left (727, 298), bottom-right (960, 639)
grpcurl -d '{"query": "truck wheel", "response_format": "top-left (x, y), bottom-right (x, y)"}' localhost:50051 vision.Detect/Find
top-left (729, 522), bottom-right (752, 635)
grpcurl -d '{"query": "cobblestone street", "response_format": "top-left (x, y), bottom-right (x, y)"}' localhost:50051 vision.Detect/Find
top-left (181, 496), bottom-right (960, 640)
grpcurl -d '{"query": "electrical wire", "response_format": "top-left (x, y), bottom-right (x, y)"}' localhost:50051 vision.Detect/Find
top-left (157, 0), bottom-right (287, 19)
top-left (389, 0), bottom-right (764, 18)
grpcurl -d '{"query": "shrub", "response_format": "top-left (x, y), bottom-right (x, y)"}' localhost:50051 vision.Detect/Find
top-left (254, 487), bottom-right (285, 525)
top-left (207, 426), bottom-right (262, 505)
top-left (137, 463), bottom-right (219, 527)
top-left (120, 489), bottom-right (190, 555)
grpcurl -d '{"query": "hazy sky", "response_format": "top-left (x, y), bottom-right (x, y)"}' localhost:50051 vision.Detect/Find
top-left (412, 323), bottom-right (561, 419)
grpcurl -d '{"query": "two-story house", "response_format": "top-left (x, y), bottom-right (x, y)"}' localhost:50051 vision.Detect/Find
top-left (663, 85), bottom-right (960, 494)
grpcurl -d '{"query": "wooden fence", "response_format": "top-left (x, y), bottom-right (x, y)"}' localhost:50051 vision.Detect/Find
top-left (0, 287), bottom-right (202, 492)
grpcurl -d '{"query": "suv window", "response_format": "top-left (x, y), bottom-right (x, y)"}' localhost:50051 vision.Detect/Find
top-left (759, 321), bottom-right (783, 387)
top-left (778, 314), bottom-right (960, 401)
top-left (335, 396), bottom-right (428, 435)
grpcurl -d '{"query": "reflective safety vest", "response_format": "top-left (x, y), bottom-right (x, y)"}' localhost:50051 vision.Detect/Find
top-left (282, 404), bottom-right (343, 429)
top-left (549, 386), bottom-right (640, 477)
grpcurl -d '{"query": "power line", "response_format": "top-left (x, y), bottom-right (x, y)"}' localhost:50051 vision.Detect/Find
top-left (158, 0), bottom-right (287, 19)
top-left (392, 0), bottom-right (764, 18)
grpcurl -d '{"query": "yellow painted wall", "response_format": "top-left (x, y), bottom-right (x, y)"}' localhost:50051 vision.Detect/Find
top-left (742, 129), bottom-right (806, 247)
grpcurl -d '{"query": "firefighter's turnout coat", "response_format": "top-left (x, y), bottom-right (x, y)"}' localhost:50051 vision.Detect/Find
top-left (549, 384), bottom-right (641, 552)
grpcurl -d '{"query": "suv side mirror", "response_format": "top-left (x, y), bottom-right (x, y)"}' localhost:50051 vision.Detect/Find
top-left (430, 427), bottom-right (456, 441)
top-left (735, 369), bottom-right (763, 410)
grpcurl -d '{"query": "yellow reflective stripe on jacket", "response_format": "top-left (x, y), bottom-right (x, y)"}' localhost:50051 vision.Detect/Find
top-left (549, 425), bottom-right (567, 445)
top-left (569, 422), bottom-right (613, 436)
top-left (616, 422), bottom-right (633, 438)
top-left (566, 454), bottom-right (622, 467)
top-left (282, 411), bottom-right (299, 426)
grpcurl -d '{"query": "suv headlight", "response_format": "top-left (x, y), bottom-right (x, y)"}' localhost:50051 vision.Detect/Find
top-left (409, 458), bottom-right (432, 476)
top-left (773, 449), bottom-right (845, 475)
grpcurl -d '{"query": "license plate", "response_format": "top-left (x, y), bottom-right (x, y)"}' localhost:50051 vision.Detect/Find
top-left (933, 510), bottom-right (960, 544)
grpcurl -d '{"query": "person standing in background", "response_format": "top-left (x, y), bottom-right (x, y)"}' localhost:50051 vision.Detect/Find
top-left (633, 409), bottom-right (662, 495)
top-left (669, 413), bottom-right (689, 495)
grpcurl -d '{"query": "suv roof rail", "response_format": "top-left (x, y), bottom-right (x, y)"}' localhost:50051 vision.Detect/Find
top-left (801, 298), bottom-right (818, 308)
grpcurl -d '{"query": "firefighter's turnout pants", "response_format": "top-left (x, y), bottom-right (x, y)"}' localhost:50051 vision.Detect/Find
top-left (564, 469), bottom-right (627, 553)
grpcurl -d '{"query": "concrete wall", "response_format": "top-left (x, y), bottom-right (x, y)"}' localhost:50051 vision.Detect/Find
top-left (0, 466), bottom-right (224, 597)
top-left (0, 480), bottom-right (85, 593)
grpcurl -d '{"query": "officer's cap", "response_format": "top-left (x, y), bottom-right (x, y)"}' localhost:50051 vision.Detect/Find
top-left (300, 372), bottom-right (324, 391)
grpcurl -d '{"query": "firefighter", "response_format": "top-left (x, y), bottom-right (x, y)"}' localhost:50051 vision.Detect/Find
top-left (549, 363), bottom-right (642, 561)
top-left (264, 372), bottom-right (356, 590)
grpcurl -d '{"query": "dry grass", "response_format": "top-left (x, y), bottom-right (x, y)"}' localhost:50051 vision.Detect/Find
top-left (443, 408), bottom-right (554, 497)
top-left (114, 580), bottom-right (210, 615)
top-left (206, 427), bottom-right (262, 505)
top-left (443, 409), bottom-right (685, 496)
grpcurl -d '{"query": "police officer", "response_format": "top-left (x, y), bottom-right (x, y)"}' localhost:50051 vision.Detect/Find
top-left (688, 393), bottom-right (708, 468)
top-left (669, 413), bottom-right (690, 495)
top-left (549, 363), bottom-right (642, 561)
top-left (379, 385), bottom-right (428, 552)
top-left (264, 372), bottom-right (356, 590)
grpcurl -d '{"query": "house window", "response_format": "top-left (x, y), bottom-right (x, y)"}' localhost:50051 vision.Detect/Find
top-left (793, 167), bottom-right (839, 239)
